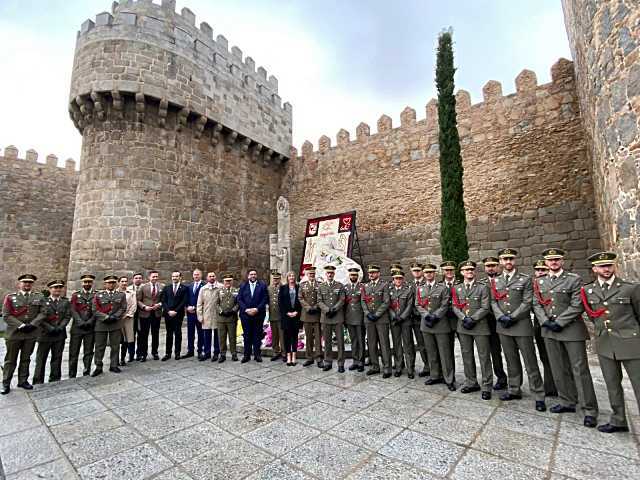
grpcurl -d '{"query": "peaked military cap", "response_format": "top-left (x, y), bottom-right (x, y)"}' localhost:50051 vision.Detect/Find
top-left (542, 248), bottom-right (566, 260)
top-left (533, 259), bottom-right (549, 270)
top-left (498, 248), bottom-right (518, 258)
top-left (422, 263), bottom-right (437, 272)
top-left (324, 265), bottom-right (337, 272)
top-left (103, 275), bottom-right (118, 282)
top-left (588, 251), bottom-right (617, 266)
top-left (223, 272), bottom-right (235, 280)
top-left (389, 263), bottom-right (403, 273)
top-left (305, 266), bottom-right (316, 273)
top-left (409, 262), bottom-right (424, 272)
top-left (367, 264), bottom-right (381, 273)
top-left (459, 260), bottom-right (476, 270)
top-left (440, 261), bottom-right (456, 270)
top-left (18, 274), bottom-right (37, 282)
top-left (392, 271), bottom-right (405, 278)
top-left (80, 274), bottom-right (96, 281)
top-left (47, 280), bottom-right (65, 288)
top-left (347, 267), bottom-right (360, 274)
top-left (482, 256), bottom-right (499, 266)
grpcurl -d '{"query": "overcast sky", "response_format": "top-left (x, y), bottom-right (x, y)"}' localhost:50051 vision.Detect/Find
top-left (0, 0), bottom-right (571, 163)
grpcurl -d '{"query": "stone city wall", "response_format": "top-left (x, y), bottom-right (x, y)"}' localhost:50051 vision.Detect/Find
top-left (0, 146), bottom-right (78, 300)
top-left (562, 0), bottom-right (640, 280)
top-left (283, 59), bottom-right (601, 279)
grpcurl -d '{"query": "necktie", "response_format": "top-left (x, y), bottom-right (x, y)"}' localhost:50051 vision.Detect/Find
top-left (602, 282), bottom-right (609, 292)
top-left (505, 274), bottom-right (510, 284)
top-left (427, 283), bottom-right (432, 293)
top-left (152, 284), bottom-right (157, 301)
top-left (250, 282), bottom-right (255, 296)
top-left (193, 283), bottom-right (197, 294)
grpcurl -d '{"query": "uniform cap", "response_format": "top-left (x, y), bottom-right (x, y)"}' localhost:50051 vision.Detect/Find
top-left (47, 280), bottom-right (65, 288)
top-left (305, 266), bottom-right (316, 273)
top-left (270, 269), bottom-right (281, 278)
top-left (389, 263), bottom-right (403, 273)
top-left (482, 256), bottom-right (499, 266)
top-left (422, 263), bottom-right (437, 272)
top-left (80, 274), bottom-right (96, 281)
top-left (18, 274), bottom-right (37, 282)
top-left (410, 262), bottom-right (424, 271)
top-left (223, 273), bottom-right (235, 280)
top-left (440, 261), bottom-right (456, 270)
top-left (542, 247), bottom-right (566, 260)
top-left (324, 265), bottom-right (337, 272)
top-left (367, 264), bottom-right (380, 273)
top-left (533, 259), bottom-right (549, 270)
top-left (347, 267), bottom-right (360, 274)
top-left (498, 248), bottom-right (518, 258)
top-left (392, 271), bottom-right (405, 278)
top-left (459, 260), bottom-right (477, 270)
top-left (587, 251), bottom-right (617, 266)
top-left (103, 275), bottom-right (118, 282)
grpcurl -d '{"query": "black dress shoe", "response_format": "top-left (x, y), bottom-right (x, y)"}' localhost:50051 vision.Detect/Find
top-left (17, 381), bottom-right (33, 390)
top-left (140, 357), bottom-right (147, 363)
top-left (597, 423), bottom-right (629, 433)
top-left (393, 371), bottom-right (402, 377)
top-left (357, 366), bottom-right (365, 372)
top-left (241, 357), bottom-right (250, 364)
top-left (366, 369), bottom-right (380, 376)
top-left (218, 356), bottom-right (226, 363)
top-left (184, 351), bottom-right (195, 358)
top-left (232, 354), bottom-right (238, 361)
top-left (418, 370), bottom-right (429, 378)
top-left (175, 354), bottom-right (182, 360)
top-left (161, 355), bottom-right (171, 361)
top-left (303, 360), bottom-right (314, 367)
top-left (83, 370), bottom-right (91, 376)
top-left (287, 362), bottom-right (292, 366)
top-left (153, 354), bottom-right (160, 360)
top-left (348, 364), bottom-right (358, 371)
top-left (425, 378), bottom-right (444, 386)
top-left (338, 366), bottom-right (345, 373)
top-left (460, 385), bottom-right (481, 394)
top-left (1, 385), bottom-right (9, 395)
top-left (493, 380), bottom-right (508, 390)
top-left (91, 369), bottom-right (103, 377)
top-left (271, 354), bottom-right (282, 362)
top-left (316, 361), bottom-right (323, 368)
top-left (322, 364), bottom-right (332, 371)
top-left (109, 367), bottom-right (122, 373)
top-left (584, 416), bottom-right (597, 428)
top-left (481, 391), bottom-right (492, 400)
top-left (535, 401), bottom-right (547, 412)
top-left (198, 355), bottom-right (207, 362)
top-left (212, 353), bottom-right (219, 361)
top-left (447, 383), bottom-right (457, 391)
top-left (382, 372), bottom-right (392, 379)
top-left (500, 393), bottom-right (523, 401)
top-left (550, 404), bottom-right (576, 414)
top-left (255, 356), bottom-right (263, 363)
top-left (407, 373), bottom-right (415, 379)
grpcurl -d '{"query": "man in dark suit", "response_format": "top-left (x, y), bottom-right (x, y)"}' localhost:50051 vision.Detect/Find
top-left (161, 271), bottom-right (187, 360)
top-left (185, 269), bottom-right (205, 359)
top-left (238, 268), bottom-right (269, 363)
top-left (136, 271), bottom-right (164, 361)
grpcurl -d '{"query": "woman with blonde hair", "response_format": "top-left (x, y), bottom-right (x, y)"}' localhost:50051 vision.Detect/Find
top-left (278, 271), bottom-right (302, 366)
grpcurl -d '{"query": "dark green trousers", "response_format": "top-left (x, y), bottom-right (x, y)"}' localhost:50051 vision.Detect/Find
top-left (2, 338), bottom-right (36, 387)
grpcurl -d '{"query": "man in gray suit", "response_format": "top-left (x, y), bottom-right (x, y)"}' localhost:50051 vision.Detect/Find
top-left (452, 261), bottom-right (493, 400)
top-left (582, 251), bottom-right (640, 433)
top-left (533, 248), bottom-right (598, 428)
top-left (490, 248), bottom-right (546, 412)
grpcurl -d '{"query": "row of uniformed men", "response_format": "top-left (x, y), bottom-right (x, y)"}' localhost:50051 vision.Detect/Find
top-left (285, 248), bottom-right (640, 434)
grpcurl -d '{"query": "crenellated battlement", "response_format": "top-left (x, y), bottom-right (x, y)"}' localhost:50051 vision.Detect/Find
top-left (293, 58), bottom-right (576, 159)
top-left (70, 0), bottom-right (292, 159)
top-left (0, 145), bottom-right (78, 174)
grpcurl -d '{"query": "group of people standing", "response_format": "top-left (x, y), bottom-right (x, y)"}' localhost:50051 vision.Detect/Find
top-left (2, 248), bottom-right (639, 434)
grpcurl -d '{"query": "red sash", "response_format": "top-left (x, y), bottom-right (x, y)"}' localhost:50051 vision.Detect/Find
top-left (416, 287), bottom-right (429, 308)
top-left (533, 281), bottom-right (552, 306)
top-left (47, 313), bottom-right (60, 324)
top-left (94, 295), bottom-right (113, 314)
top-left (390, 299), bottom-right (400, 312)
top-left (3, 295), bottom-right (28, 317)
top-left (360, 286), bottom-right (373, 304)
top-left (580, 287), bottom-right (606, 318)
top-left (450, 287), bottom-right (468, 310)
top-left (489, 278), bottom-right (508, 301)
top-left (71, 293), bottom-right (88, 312)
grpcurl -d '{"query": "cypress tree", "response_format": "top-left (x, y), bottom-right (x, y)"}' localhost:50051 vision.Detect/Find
top-left (436, 30), bottom-right (469, 266)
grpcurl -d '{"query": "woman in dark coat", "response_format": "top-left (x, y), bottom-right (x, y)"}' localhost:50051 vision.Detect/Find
top-left (279, 271), bottom-right (302, 366)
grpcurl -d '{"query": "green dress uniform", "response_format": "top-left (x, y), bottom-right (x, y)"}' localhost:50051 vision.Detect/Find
top-left (216, 286), bottom-right (239, 358)
top-left (440, 279), bottom-right (459, 376)
top-left (532, 270), bottom-right (598, 417)
top-left (2, 289), bottom-right (45, 390)
top-left (344, 280), bottom-right (365, 369)
top-left (92, 289), bottom-right (127, 371)
top-left (33, 296), bottom-right (71, 384)
top-left (490, 271), bottom-right (545, 401)
top-left (416, 281), bottom-right (453, 385)
top-left (299, 278), bottom-right (323, 363)
top-left (478, 278), bottom-right (508, 388)
top-left (318, 279), bottom-right (346, 368)
top-left (268, 284), bottom-right (284, 357)
top-left (361, 278), bottom-right (392, 375)
top-left (582, 275), bottom-right (640, 429)
top-left (453, 280), bottom-right (494, 392)
top-left (388, 282), bottom-right (416, 376)
top-left (410, 279), bottom-right (430, 377)
top-left (68, 289), bottom-right (96, 377)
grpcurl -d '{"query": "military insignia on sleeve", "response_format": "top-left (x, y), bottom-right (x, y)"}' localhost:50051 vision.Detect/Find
top-left (588, 289), bottom-right (593, 294)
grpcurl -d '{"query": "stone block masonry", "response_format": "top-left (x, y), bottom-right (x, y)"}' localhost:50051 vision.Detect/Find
top-left (0, 146), bottom-right (78, 300)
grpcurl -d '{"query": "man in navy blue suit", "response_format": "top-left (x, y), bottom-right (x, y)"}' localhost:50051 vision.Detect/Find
top-left (238, 268), bottom-right (269, 363)
top-left (185, 269), bottom-right (205, 359)
top-left (161, 271), bottom-right (187, 361)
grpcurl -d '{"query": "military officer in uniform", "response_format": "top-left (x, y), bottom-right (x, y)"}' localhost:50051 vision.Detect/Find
top-left (490, 249), bottom-right (546, 411)
top-left (440, 261), bottom-right (459, 376)
top-left (32, 280), bottom-right (71, 384)
top-left (344, 267), bottom-right (365, 372)
top-left (361, 264), bottom-right (392, 378)
top-left (68, 274), bottom-right (96, 378)
top-left (480, 257), bottom-right (509, 390)
top-left (214, 273), bottom-right (240, 362)
top-left (299, 266), bottom-right (323, 367)
top-left (533, 248), bottom-right (598, 427)
top-left (417, 264), bottom-right (455, 389)
top-left (1, 274), bottom-right (44, 394)
top-left (91, 275), bottom-right (127, 377)
top-left (532, 260), bottom-right (558, 397)
top-left (388, 270), bottom-right (416, 378)
top-left (582, 252), bottom-right (640, 433)
top-left (318, 265), bottom-right (346, 372)
top-left (409, 262), bottom-right (430, 377)
top-left (452, 261), bottom-right (494, 400)
top-left (268, 271), bottom-right (285, 362)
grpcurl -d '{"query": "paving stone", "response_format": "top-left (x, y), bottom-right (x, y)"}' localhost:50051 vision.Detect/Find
top-left (112, 396), bottom-right (180, 422)
top-left (231, 383), bottom-right (282, 403)
top-left (0, 426), bottom-right (62, 475)
top-left (410, 410), bottom-right (484, 446)
top-left (432, 396), bottom-right (497, 423)
top-left (244, 418), bottom-right (320, 456)
top-left (350, 379), bottom-right (403, 397)
top-left (6, 458), bottom-right (78, 480)
top-left (488, 407), bottom-right (559, 438)
top-left (177, 368), bottom-right (234, 385)
top-left (345, 454), bottom-right (438, 479)
top-left (323, 388), bottom-right (383, 411)
top-left (386, 386), bottom-right (444, 409)
top-left (98, 385), bottom-right (158, 408)
top-left (452, 449), bottom-right (547, 480)
top-left (287, 402), bottom-right (352, 430)
top-left (291, 380), bottom-right (345, 398)
top-left (148, 376), bottom-right (201, 394)
top-left (239, 367), bottom-right (287, 383)
top-left (281, 433), bottom-right (370, 479)
top-left (212, 405), bottom-right (279, 435)
top-left (29, 382), bottom-right (84, 401)
top-left (163, 384), bottom-right (221, 406)
top-left (262, 372), bottom-right (314, 390)
top-left (551, 442), bottom-right (640, 480)
top-left (362, 397), bottom-right (428, 428)
top-left (78, 443), bottom-right (172, 480)
top-left (62, 425), bottom-right (145, 467)
top-left (87, 378), bottom-right (140, 396)
top-left (50, 411), bottom-right (124, 443)
top-left (211, 375), bottom-right (256, 393)
top-left (0, 403), bottom-right (42, 436)
top-left (245, 460), bottom-right (315, 480)
top-left (0, 390), bottom-right (30, 410)
top-left (128, 371), bottom-right (182, 386)
top-left (254, 392), bottom-right (312, 415)
top-left (558, 417), bottom-right (639, 459)
top-left (156, 422), bottom-right (234, 463)
top-left (379, 429), bottom-right (465, 476)
top-left (472, 425), bottom-right (554, 469)
top-left (318, 371), bottom-right (368, 388)
top-left (332, 413), bottom-right (403, 450)
top-left (182, 438), bottom-right (274, 480)
top-left (128, 406), bottom-right (203, 440)
top-left (32, 388), bottom-right (94, 412)
top-left (152, 467), bottom-right (195, 480)
top-left (40, 399), bottom-right (107, 427)
top-left (186, 393), bottom-right (249, 420)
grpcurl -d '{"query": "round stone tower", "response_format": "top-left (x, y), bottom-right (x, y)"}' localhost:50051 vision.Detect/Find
top-left (67, 0), bottom-right (292, 286)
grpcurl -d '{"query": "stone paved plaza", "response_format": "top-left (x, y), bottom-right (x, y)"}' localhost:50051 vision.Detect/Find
top-left (1, 332), bottom-right (640, 480)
